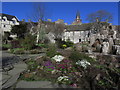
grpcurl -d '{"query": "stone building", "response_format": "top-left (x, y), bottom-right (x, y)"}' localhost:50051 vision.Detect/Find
top-left (0, 13), bottom-right (19, 38)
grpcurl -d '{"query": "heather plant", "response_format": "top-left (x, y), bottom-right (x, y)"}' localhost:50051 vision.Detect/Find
top-left (11, 40), bottom-right (21, 48)
top-left (43, 60), bottom-right (55, 72)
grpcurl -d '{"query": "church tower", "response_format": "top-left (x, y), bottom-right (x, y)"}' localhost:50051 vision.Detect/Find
top-left (72, 11), bottom-right (82, 25)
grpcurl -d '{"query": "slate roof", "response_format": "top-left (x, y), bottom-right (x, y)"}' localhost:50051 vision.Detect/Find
top-left (0, 13), bottom-right (19, 22)
top-left (65, 23), bottom-right (92, 31)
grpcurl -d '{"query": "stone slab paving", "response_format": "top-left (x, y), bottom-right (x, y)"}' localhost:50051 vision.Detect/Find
top-left (16, 80), bottom-right (69, 88)
top-left (17, 53), bottom-right (45, 60)
top-left (2, 73), bottom-right (20, 89)
top-left (8, 62), bottom-right (27, 76)
top-left (1, 74), bottom-right (11, 85)
top-left (2, 62), bottom-right (27, 89)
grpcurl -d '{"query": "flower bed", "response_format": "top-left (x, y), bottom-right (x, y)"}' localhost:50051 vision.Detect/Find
top-left (19, 51), bottom-right (120, 89)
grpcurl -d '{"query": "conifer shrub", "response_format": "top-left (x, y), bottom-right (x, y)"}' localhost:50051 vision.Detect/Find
top-left (21, 34), bottom-right (36, 50)
top-left (46, 44), bottom-right (59, 58)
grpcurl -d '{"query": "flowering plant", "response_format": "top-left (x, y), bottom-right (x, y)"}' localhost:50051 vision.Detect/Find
top-left (55, 59), bottom-right (74, 73)
top-left (52, 55), bottom-right (64, 62)
top-left (57, 76), bottom-right (71, 84)
top-left (62, 44), bottom-right (67, 48)
top-left (43, 60), bottom-right (55, 72)
top-left (76, 60), bottom-right (91, 69)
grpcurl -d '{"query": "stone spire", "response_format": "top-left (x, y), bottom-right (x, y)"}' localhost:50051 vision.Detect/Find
top-left (76, 11), bottom-right (80, 21)
top-left (72, 11), bottom-right (82, 25)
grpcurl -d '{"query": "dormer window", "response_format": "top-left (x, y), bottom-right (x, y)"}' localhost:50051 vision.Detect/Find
top-left (3, 19), bottom-right (5, 21)
top-left (12, 20), bottom-right (15, 24)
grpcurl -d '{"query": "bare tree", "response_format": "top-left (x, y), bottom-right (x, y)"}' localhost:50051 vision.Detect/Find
top-left (27, 3), bottom-right (48, 44)
top-left (29, 3), bottom-right (46, 22)
top-left (52, 23), bottom-right (65, 40)
top-left (86, 10), bottom-right (113, 23)
top-left (28, 3), bottom-right (65, 43)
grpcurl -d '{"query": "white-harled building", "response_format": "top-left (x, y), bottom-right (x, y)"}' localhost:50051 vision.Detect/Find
top-left (62, 25), bottom-right (90, 43)
top-left (62, 12), bottom-right (90, 43)
top-left (0, 13), bottom-right (19, 37)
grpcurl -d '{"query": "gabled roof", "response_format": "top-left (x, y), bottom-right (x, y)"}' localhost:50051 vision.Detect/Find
top-left (0, 13), bottom-right (19, 22)
top-left (65, 23), bottom-right (92, 31)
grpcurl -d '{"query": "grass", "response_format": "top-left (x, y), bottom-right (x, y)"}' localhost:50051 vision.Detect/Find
top-left (2, 44), bottom-right (12, 49)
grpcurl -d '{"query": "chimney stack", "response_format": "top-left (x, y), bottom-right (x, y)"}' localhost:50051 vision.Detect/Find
top-left (96, 17), bottom-right (99, 22)
top-left (22, 19), bottom-right (25, 22)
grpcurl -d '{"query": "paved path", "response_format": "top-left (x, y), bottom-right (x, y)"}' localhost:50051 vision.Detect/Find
top-left (1, 51), bottom-right (21, 68)
top-left (16, 80), bottom-right (69, 88)
top-left (2, 62), bottom-right (27, 89)
top-left (1, 51), bottom-right (27, 89)
top-left (1, 50), bottom-right (47, 89)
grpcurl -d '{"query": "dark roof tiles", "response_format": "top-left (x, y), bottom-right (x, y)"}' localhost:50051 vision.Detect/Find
top-left (0, 13), bottom-right (19, 22)
top-left (65, 23), bottom-right (92, 31)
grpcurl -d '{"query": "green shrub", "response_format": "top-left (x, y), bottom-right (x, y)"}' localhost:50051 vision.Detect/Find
top-left (29, 49), bottom-right (40, 54)
top-left (2, 44), bottom-right (11, 48)
top-left (56, 39), bottom-right (74, 49)
top-left (12, 48), bottom-right (25, 54)
top-left (46, 44), bottom-right (57, 58)
top-left (21, 34), bottom-right (36, 50)
top-left (27, 60), bottom-right (38, 71)
top-left (37, 44), bottom-right (47, 48)
top-left (65, 40), bottom-right (74, 47)
top-left (2, 44), bottom-right (12, 50)
top-left (69, 50), bottom-right (94, 63)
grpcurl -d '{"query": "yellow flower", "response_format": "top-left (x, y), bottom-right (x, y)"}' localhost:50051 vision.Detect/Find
top-left (62, 44), bottom-right (67, 48)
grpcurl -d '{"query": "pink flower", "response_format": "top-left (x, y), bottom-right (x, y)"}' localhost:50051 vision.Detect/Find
top-left (71, 83), bottom-right (77, 87)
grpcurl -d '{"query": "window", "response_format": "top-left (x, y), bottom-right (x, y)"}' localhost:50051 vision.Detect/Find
top-left (79, 39), bottom-right (81, 42)
top-left (4, 25), bottom-right (6, 28)
top-left (3, 19), bottom-right (5, 21)
top-left (12, 20), bottom-right (15, 24)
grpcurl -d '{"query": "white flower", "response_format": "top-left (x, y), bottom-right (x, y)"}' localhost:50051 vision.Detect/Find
top-left (89, 55), bottom-right (96, 59)
top-left (52, 55), bottom-right (64, 62)
top-left (76, 60), bottom-right (91, 69)
top-left (51, 69), bottom-right (57, 74)
top-left (32, 72), bottom-right (36, 74)
top-left (57, 76), bottom-right (64, 81)
top-left (57, 76), bottom-right (69, 82)
top-left (37, 66), bottom-right (40, 69)
top-left (27, 70), bottom-right (30, 72)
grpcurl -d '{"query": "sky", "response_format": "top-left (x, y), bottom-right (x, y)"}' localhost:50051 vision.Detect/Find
top-left (2, 2), bottom-right (119, 25)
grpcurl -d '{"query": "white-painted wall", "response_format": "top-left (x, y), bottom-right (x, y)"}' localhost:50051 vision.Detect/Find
top-left (0, 16), bottom-right (19, 37)
top-left (62, 30), bottom-right (89, 43)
